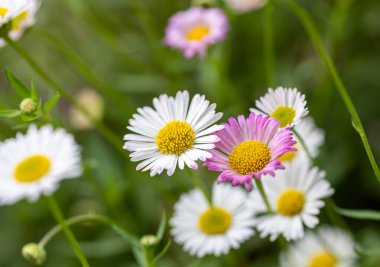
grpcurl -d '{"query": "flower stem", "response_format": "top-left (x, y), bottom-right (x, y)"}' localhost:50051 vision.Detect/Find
top-left (264, 0), bottom-right (275, 87)
top-left (255, 179), bottom-right (272, 212)
top-left (282, 0), bottom-right (380, 183)
top-left (47, 196), bottom-right (90, 267)
top-left (292, 129), bottom-right (316, 165)
top-left (187, 169), bottom-right (211, 203)
top-left (3, 36), bottom-right (124, 153)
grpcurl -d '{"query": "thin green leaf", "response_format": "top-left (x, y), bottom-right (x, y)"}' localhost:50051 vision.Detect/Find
top-left (21, 113), bottom-right (39, 122)
top-left (30, 76), bottom-right (38, 101)
top-left (5, 68), bottom-right (29, 98)
top-left (0, 109), bottom-right (21, 118)
top-left (43, 92), bottom-right (61, 115)
top-left (335, 206), bottom-right (380, 221)
top-left (155, 211), bottom-right (166, 242)
top-left (154, 239), bottom-right (171, 263)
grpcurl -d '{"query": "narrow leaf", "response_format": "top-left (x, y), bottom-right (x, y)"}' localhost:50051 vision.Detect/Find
top-left (43, 92), bottom-right (61, 115)
top-left (154, 239), bottom-right (171, 263)
top-left (5, 68), bottom-right (29, 98)
top-left (335, 206), bottom-right (380, 221)
top-left (156, 211), bottom-right (166, 242)
top-left (30, 76), bottom-right (38, 101)
top-left (0, 109), bottom-right (21, 118)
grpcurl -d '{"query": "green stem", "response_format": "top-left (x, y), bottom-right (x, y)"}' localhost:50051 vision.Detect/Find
top-left (47, 196), bottom-right (90, 267)
top-left (282, 0), bottom-right (380, 183)
top-left (187, 169), bottom-right (211, 203)
top-left (264, 0), bottom-right (275, 87)
top-left (34, 29), bottom-right (134, 115)
top-left (4, 36), bottom-right (124, 153)
top-left (292, 129), bottom-right (316, 165)
top-left (255, 179), bottom-right (272, 212)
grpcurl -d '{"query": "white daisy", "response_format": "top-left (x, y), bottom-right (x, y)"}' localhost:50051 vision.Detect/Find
top-left (248, 158), bottom-right (334, 241)
top-left (250, 87), bottom-right (309, 128)
top-left (280, 226), bottom-right (357, 267)
top-left (0, 0), bottom-right (40, 47)
top-left (124, 91), bottom-right (224, 176)
top-left (170, 183), bottom-right (255, 257)
top-left (279, 117), bottom-right (325, 163)
top-left (0, 124), bottom-right (82, 205)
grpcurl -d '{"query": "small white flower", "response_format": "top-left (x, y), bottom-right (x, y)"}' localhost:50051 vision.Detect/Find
top-left (0, 0), bottom-right (40, 47)
top-left (170, 183), bottom-right (255, 257)
top-left (280, 226), bottom-right (357, 267)
top-left (248, 158), bottom-right (334, 241)
top-left (124, 91), bottom-right (224, 176)
top-left (0, 124), bottom-right (82, 205)
top-left (250, 87), bottom-right (309, 128)
top-left (279, 117), bottom-right (325, 163)
top-left (224, 0), bottom-right (267, 13)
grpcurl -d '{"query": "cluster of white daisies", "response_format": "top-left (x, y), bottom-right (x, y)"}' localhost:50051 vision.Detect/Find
top-left (123, 88), bottom-right (358, 265)
top-left (0, 1), bottom-right (358, 266)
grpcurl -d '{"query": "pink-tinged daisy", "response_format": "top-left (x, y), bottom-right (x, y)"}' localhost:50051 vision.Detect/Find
top-left (124, 91), bottom-right (224, 176)
top-left (205, 113), bottom-right (296, 191)
top-left (250, 87), bottom-right (309, 128)
top-left (164, 7), bottom-right (228, 58)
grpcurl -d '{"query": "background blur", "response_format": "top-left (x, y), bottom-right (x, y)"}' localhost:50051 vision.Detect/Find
top-left (0, 0), bottom-right (380, 266)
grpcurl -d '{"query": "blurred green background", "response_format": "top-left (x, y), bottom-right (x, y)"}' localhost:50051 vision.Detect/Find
top-left (0, 0), bottom-right (380, 266)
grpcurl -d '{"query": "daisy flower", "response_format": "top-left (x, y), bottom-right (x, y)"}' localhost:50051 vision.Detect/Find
top-left (248, 158), bottom-right (334, 241)
top-left (204, 113), bottom-right (296, 191)
top-left (250, 87), bottom-right (309, 128)
top-left (123, 91), bottom-right (224, 176)
top-left (0, 0), bottom-right (40, 47)
top-left (164, 7), bottom-right (228, 58)
top-left (170, 183), bottom-right (255, 257)
top-left (279, 117), bottom-right (325, 164)
top-left (280, 226), bottom-right (357, 267)
top-left (0, 124), bottom-right (82, 205)
top-left (224, 0), bottom-right (267, 13)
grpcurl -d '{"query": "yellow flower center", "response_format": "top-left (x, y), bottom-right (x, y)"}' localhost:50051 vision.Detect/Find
top-left (12, 11), bottom-right (28, 30)
top-left (198, 206), bottom-right (232, 235)
top-left (308, 251), bottom-right (337, 267)
top-left (270, 106), bottom-right (296, 127)
top-left (156, 121), bottom-right (195, 155)
top-left (187, 26), bottom-right (210, 41)
top-left (277, 189), bottom-right (305, 216)
top-left (0, 7), bottom-right (8, 16)
top-left (278, 145), bottom-right (298, 162)
top-left (14, 155), bottom-right (51, 183)
top-left (228, 140), bottom-right (271, 175)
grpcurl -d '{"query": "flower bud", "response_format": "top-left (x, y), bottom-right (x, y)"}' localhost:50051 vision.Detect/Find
top-left (19, 98), bottom-right (37, 113)
top-left (22, 243), bottom-right (46, 266)
top-left (140, 235), bottom-right (158, 247)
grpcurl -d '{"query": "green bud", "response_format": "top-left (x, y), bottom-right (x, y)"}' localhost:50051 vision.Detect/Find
top-left (140, 235), bottom-right (158, 247)
top-left (22, 243), bottom-right (46, 266)
top-left (19, 98), bottom-right (37, 113)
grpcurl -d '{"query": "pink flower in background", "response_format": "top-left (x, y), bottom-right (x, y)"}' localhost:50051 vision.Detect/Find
top-left (205, 113), bottom-right (296, 191)
top-left (164, 7), bottom-right (228, 59)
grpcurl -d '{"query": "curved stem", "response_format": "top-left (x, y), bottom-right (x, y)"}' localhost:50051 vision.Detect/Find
top-left (264, 0), bottom-right (275, 87)
top-left (187, 169), bottom-right (211, 203)
top-left (4, 36), bottom-right (124, 153)
top-left (292, 129), bottom-right (316, 165)
top-left (47, 196), bottom-right (90, 267)
top-left (255, 179), bottom-right (272, 212)
top-left (282, 0), bottom-right (380, 183)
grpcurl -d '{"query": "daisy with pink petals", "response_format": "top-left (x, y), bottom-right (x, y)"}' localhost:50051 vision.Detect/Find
top-left (205, 113), bottom-right (296, 191)
top-left (164, 7), bottom-right (228, 58)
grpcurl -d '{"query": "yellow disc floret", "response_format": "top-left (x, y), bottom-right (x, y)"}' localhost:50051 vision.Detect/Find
top-left (228, 141), bottom-right (271, 175)
top-left (156, 121), bottom-right (195, 155)
top-left (198, 206), bottom-right (232, 235)
top-left (270, 106), bottom-right (296, 127)
top-left (0, 7), bottom-right (8, 16)
top-left (12, 11), bottom-right (28, 30)
top-left (187, 26), bottom-right (210, 41)
top-left (308, 251), bottom-right (337, 267)
top-left (278, 146), bottom-right (297, 162)
top-left (277, 189), bottom-right (305, 216)
top-left (14, 155), bottom-right (51, 183)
